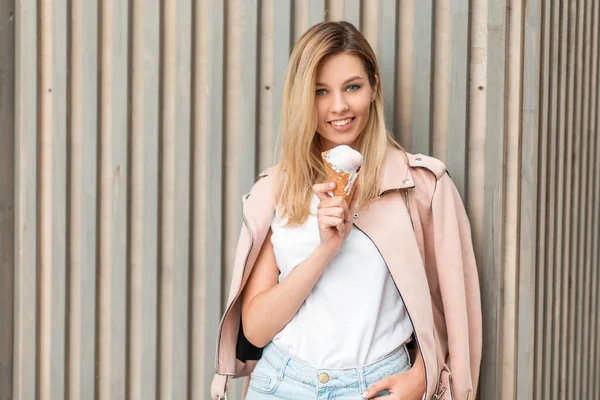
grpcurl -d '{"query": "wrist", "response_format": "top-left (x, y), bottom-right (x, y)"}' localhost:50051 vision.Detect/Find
top-left (315, 242), bottom-right (339, 262)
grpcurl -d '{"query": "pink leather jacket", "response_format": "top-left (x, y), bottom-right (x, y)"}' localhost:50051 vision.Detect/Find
top-left (211, 147), bottom-right (482, 400)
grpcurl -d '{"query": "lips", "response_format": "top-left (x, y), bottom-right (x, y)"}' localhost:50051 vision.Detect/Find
top-left (328, 117), bottom-right (355, 126)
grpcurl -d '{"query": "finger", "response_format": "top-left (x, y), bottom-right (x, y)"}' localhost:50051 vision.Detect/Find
top-left (318, 216), bottom-right (344, 230)
top-left (362, 377), bottom-right (391, 399)
top-left (349, 183), bottom-right (361, 214)
top-left (318, 195), bottom-right (345, 210)
top-left (318, 207), bottom-right (344, 219)
top-left (313, 182), bottom-right (335, 202)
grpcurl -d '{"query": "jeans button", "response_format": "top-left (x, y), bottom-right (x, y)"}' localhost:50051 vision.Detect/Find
top-left (318, 372), bottom-right (329, 383)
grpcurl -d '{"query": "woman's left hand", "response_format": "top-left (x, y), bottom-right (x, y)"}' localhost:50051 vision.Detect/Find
top-left (361, 362), bottom-right (426, 399)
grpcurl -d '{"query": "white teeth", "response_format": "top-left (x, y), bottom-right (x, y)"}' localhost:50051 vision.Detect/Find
top-left (331, 118), bottom-right (352, 126)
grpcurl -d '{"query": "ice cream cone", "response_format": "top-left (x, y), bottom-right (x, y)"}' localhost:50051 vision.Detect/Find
top-left (321, 150), bottom-right (359, 205)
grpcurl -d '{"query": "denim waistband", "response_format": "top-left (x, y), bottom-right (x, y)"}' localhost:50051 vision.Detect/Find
top-left (259, 342), bottom-right (411, 389)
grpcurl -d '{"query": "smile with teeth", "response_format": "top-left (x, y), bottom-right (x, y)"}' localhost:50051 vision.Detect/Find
top-left (329, 117), bottom-right (354, 126)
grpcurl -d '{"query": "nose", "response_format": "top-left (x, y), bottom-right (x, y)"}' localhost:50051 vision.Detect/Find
top-left (331, 92), bottom-right (349, 114)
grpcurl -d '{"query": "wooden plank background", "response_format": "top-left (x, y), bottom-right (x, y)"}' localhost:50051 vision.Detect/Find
top-left (2, 1), bottom-right (600, 399)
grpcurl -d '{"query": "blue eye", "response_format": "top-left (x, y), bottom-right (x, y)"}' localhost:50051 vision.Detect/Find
top-left (316, 89), bottom-right (327, 96)
top-left (346, 84), bottom-right (360, 92)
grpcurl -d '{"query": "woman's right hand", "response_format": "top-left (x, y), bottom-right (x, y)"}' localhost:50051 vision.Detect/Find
top-left (313, 182), bottom-right (358, 255)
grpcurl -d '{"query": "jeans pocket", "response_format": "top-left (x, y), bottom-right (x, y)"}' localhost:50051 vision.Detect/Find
top-left (248, 361), bottom-right (282, 395)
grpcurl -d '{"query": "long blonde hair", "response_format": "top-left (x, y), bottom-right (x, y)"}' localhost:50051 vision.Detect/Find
top-left (276, 21), bottom-right (403, 226)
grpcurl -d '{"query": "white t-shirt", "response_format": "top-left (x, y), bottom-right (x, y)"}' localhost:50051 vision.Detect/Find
top-left (270, 194), bottom-right (414, 368)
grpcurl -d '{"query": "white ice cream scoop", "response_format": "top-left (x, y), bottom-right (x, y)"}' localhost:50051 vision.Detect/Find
top-left (324, 145), bottom-right (363, 173)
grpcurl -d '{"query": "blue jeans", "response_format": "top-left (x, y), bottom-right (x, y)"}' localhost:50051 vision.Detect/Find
top-left (245, 342), bottom-right (412, 399)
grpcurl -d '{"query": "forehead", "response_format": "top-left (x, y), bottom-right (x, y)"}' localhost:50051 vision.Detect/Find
top-left (316, 52), bottom-right (366, 82)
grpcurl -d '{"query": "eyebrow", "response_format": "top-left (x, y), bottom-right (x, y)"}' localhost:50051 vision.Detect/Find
top-left (315, 76), bottom-right (364, 87)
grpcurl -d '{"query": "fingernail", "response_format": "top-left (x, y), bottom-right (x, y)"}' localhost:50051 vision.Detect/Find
top-left (362, 391), bottom-right (368, 398)
top-left (329, 182), bottom-right (335, 188)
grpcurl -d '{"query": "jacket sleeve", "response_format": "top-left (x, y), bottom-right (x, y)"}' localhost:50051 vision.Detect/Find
top-left (431, 172), bottom-right (482, 399)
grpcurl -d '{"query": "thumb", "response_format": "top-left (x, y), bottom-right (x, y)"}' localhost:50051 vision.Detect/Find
top-left (362, 376), bottom-right (390, 399)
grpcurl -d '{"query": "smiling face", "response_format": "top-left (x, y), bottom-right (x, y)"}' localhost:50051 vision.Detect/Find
top-left (314, 52), bottom-right (378, 151)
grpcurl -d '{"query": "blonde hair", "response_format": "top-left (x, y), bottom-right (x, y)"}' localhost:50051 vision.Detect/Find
top-left (275, 21), bottom-right (403, 226)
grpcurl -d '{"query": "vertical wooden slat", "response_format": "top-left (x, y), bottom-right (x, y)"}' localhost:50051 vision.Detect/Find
top-left (411, 0), bottom-right (433, 154)
top-left (173, 0), bottom-right (192, 397)
top-left (196, 0), bottom-right (224, 395)
top-left (542, 0), bottom-right (560, 397)
top-left (558, 1), bottom-right (573, 397)
top-left (592, 6), bottom-right (600, 395)
top-left (158, 0), bottom-right (193, 397)
top-left (0, 0), bottom-right (15, 397)
top-left (269, 0), bottom-right (292, 168)
top-left (480, 0), bottom-right (506, 398)
top-left (343, 0), bottom-right (361, 29)
top-left (431, 0), bottom-right (449, 162)
top-left (128, 0), bottom-right (159, 399)
top-left (223, 1), bottom-right (259, 398)
top-left (396, 0), bottom-right (413, 150)
top-left (563, 2), bottom-right (578, 399)
top-left (13, 0), bottom-right (38, 398)
top-left (571, 1), bottom-right (585, 398)
top-left (67, 0), bottom-right (98, 398)
top-left (445, 0), bottom-right (468, 199)
top-left (309, 0), bottom-right (326, 25)
top-left (378, 0), bottom-right (397, 133)
top-left (589, 3), bottom-right (600, 397)
top-left (553, 0), bottom-right (568, 397)
top-left (502, 0), bottom-right (523, 397)
top-left (38, 0), bottom-right (68, 398)
top-left (325, 0), bottom-right (342, 21)
top-left (97, 1), bottom-right (129, 398)
top-left (579, 0), bottom-right (593, 396)
top-left (516, 0), bottom-right (539, 398)
top-left (533, 0), bottom-right (550, 397)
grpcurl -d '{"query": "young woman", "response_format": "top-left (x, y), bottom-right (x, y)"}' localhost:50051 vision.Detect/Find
top-left (211, 21), bottom-right (481, 400)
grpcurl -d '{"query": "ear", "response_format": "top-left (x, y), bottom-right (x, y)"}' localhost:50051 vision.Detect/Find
top-left (371, 75), bottom-right (379, 102)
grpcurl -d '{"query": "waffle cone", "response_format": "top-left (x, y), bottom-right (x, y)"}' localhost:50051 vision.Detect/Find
top-left (321, 150), bottom-right (359, 205)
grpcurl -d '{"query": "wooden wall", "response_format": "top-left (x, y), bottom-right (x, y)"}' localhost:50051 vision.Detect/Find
top-left (2, 0), bottom-right (600, 399)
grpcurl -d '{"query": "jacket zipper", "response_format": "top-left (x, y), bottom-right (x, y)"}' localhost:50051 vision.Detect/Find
top-left (353, 223), bottom-right (430, 397)
top-left (215, 200), bottom-right (255, 372)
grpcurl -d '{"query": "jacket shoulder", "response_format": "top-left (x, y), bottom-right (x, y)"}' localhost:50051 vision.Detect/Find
top-left (245, 165), bottom-right (279, 199)
top-left (407, 153), bottom-right (447, 180)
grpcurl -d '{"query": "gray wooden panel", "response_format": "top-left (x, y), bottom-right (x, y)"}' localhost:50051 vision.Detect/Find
top-left (0, 0), bottom-right (15, 397)
top-left (378, 0), bottom-right (397, 134)
top-left (542, 1), bottom-right (560, 397)
top-left (50, 1), bottom-right (68, 398)
top-left (553, 0), bottom-right (568, 396)
top-left (12, 1), bottom-right (38, 399)
top-left (589, 3), bottom-right (600, 397)
top-left (580, 0), bottom-right (594, 395)
top-left (201, 1), bottom-right (225, 396)
top-left (67, 0), bottom-right (99, 398)
top-left (309, 0), bottom-right (326, 25)
top-left (110, 2), bottom-right (129, 396)
top-left (515, 1), bottom-right (539, 398)
top-left (127, 1), bottom-right (159, 399)
top-left (97, 1), bottom-right (130, 398)
top-left (480, 0), bottom-right (506, 398)
top-left (272, 1), bottom-right (292, 156)
top-left (171, 0), bottom-right (192, 397)
top-left (533, 1), bottom-right (551, 396)
top-left (411, 0), bottom-right (432, 155)
top-left (559, 0), bottom-right (576, 396)
top-left (572, 1), bottom-right (585, 397)
top-left (344, 0), bottom-right (361, 29)
top-left (592, 9), bottom-right (600, 395)
top-left (137, 1), bottom-right (160, 399)
top-left (445, 0), bottom-right (469, 200)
